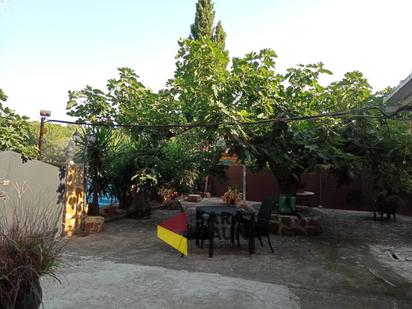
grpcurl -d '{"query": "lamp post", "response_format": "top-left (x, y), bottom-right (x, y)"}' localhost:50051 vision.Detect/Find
top-left (38, 109), bottom-right (51, 160)
top-left (83, 134), bottom-right (96, 217)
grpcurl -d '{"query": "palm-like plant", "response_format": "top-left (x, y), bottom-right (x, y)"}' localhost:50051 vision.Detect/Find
top-left (77, 127), bottom-right (114, 216)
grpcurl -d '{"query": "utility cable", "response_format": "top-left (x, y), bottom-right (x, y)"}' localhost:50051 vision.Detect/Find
top-left (45, 106), bottom-right (394, 129)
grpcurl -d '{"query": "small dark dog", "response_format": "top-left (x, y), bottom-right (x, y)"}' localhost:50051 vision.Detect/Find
top-left (373, 195), bottom-right (400, 222)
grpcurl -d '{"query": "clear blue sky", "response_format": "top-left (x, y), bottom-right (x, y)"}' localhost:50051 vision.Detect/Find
top-left (1, 0), bottom-right (411, 121)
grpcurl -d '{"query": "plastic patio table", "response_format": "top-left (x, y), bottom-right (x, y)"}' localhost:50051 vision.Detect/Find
top-left (194, 204), bottom-right (255, 257)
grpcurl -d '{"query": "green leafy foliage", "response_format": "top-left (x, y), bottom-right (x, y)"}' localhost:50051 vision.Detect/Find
top-left (0, 89), bottom-right (38, 158)
top-left (190, 0), bottom-right (216, 40)
top-left (27, 122), bottom-right (76, 163)
top-left (225, 56), bottom-right (353, 193)
top-left (75, 127), bottom-right (117, 215)
top-left (213, 21), bottom-right (226, 49)
top-left (156, 137), bottom-right (225, 193)
top-left (0, 89), bottom-right (7, 102)
top-left (64, 5), bottom-right (412, 202)
top-left (171, 38), bottom-right (231, 139)
top-left (190, 0), bottom-right (226, 55)
top-left (341, 104), bottom-right (412, 195)
top-left (157, 138), bottom-right (200, 192)
top-left (325, 71), bottom-right (372, 111)
top-left (67, 86), bottom-right (114, 123)
top-left (107, 67), bottom-right (179, 129)
top-left (107, 138), bottom-right (144, 205)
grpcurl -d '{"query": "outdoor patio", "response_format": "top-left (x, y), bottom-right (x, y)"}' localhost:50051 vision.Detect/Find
top-left (42, 207), bottom-right (412, 308)
top-left (2, 1), bottom-right (412, 308)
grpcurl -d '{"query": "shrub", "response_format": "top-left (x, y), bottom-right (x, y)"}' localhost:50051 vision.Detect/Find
top-left (0, 191), bottom-right (64, 308)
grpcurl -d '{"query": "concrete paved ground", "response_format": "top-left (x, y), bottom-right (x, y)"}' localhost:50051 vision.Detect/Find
top-left (42, 259), bottom-right (299, 309)
top-left (42, 208), bottom-right (412, 308)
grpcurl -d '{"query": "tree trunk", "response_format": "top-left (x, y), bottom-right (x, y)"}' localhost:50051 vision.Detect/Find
top-left (278, 178), bottom-right (298, 196)
top-left (129, 189), bottom-right (151, 219)
top-left (88, 186), bottom-right (100, 216)
top-left (118, 194), bottom-right (129, 210)
top-left (269, 164), bottom-right (299, 196)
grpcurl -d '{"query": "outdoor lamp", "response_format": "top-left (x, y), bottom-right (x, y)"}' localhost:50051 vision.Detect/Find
top-left (86, 134), bottom-right (96, 143)
top-left (38, 109), bottom-right (52, 160)
top-left (72, 131), bottom-right (81, 143)
top-left (39, 109), bottom-right (51, 117)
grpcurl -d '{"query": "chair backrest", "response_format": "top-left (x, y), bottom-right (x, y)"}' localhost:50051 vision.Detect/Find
top-left (257, 198), bottom-right (275, 226)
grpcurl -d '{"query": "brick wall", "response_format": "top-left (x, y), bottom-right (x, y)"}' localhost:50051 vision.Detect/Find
top-left (209, 165), bottom-right (412, 216)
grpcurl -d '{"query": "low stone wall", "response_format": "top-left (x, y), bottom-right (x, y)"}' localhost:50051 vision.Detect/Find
top-left (162, 199), bottom-right (184, 211)
top-left (270, 207), bottom-right (323, 236)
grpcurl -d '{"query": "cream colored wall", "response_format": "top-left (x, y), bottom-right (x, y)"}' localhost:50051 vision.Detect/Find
top-left (0, 151), bottom-right (64, 234)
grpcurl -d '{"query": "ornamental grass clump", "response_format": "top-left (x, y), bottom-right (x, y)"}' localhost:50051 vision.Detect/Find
top-left (0, 191), bottom-right (65, 309)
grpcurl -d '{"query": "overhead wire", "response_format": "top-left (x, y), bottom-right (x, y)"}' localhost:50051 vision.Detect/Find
top-left (44, 106), bottom-right (396, 129)
top-left (0, 105), bottom-right (408, 128)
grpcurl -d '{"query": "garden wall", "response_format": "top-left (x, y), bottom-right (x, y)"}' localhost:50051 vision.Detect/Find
top-left (208, 165), bottom-right (412, 216)
top-left (0, 151), bottom-right (65, 233)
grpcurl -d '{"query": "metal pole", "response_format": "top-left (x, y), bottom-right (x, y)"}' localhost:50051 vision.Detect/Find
top-left (242, 164), bottom-right (246, 201)
top-left (38, 116), bottom-right (46, 160)
top-left (318, 172), bottom-right (323, 207)
top-left (38, 110), bottom-right (51, 160)
top-left (204, 175), bottom-right (209, 197)
top-left (84, 138), bottom-right (89, 196)
top-left (80, 138), bottom-right (89, 233)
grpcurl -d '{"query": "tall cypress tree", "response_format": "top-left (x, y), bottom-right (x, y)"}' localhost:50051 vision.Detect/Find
top-left (212, 21), bottom-right (226, 49)
top-left (0, 89), bottom-right (7, 102)
top-left (190, 0), bottom-right (215, 40)
top-left (190, 0), bottom-right (227, 52)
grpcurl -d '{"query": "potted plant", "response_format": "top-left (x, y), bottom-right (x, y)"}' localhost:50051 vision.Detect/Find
top-left (223, 185), bottom-right (243, 205)
top-left (0, 198), bottom-right (64, 309)
top-left (159, 187), bottom-right (177, 203)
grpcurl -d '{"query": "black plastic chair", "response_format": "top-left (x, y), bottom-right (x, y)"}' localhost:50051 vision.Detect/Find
top-left (184, 212), bottom-right (216, 257)
top-left (236, 198), bottom-right (275, 254)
